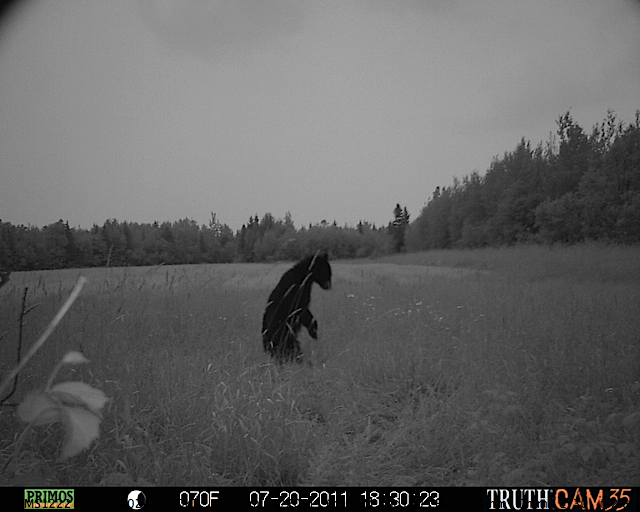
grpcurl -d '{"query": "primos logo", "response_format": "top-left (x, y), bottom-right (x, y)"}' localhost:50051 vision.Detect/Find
top-left (24, 489), bottom-right (74, 509)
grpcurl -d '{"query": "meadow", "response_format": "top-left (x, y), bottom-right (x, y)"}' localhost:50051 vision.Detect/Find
top-left (0, 245), bottom-right (638, 487)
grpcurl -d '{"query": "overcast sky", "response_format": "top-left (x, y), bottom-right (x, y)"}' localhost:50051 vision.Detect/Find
top-left (1, 0), bottom-right (639, 232)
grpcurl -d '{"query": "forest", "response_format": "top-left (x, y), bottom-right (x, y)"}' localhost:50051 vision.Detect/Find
top-left (406, 110), bottom-right (640, 250)
top-left (1, 109), bottom-right (639, 271)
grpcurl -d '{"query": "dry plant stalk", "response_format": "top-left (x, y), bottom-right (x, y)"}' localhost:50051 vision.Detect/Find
top-left (0, 277), bottom-right (87, 398)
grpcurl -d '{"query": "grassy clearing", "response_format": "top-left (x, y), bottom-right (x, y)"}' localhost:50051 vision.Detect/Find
top-left (376, 243), bottom-right (640, 284)
top-left (1, 245), bottom-right (639, 486)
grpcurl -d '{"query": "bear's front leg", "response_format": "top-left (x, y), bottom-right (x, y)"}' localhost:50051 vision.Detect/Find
top-left (300, 308), bottom-right (318, 339)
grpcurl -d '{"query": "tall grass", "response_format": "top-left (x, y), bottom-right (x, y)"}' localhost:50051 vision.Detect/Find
top-left (1, 245), bottom-right (638, 486)
top-left (377, 243), bottom-right (640, 284)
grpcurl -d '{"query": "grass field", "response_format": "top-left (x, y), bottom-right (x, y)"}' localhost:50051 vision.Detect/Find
top-left (1, 245), bottom-right (639, 486)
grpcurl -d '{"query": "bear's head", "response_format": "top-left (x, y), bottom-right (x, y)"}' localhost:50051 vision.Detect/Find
top-left (311, 251), bottom-right (331, 290)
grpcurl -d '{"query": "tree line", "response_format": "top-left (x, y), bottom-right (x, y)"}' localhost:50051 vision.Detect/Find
top-left (1, 109), bottom-right (638, 271)
top-left (406, 110), bottom-right (640, 249)
top-left (0, 212), bottom-right (401, 271)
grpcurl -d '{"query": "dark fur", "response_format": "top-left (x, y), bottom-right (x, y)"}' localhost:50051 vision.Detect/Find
top-left (0, 270), bottom-right (10, 289)
top-left (262, 252), bottom-right (332, 363)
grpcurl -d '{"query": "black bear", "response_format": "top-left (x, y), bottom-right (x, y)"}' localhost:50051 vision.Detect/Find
top-left (262, 251), bottom-right (332, 363)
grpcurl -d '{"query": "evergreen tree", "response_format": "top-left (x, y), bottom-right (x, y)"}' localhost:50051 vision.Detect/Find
top-left (389, 203), bottom-right (409, 252)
